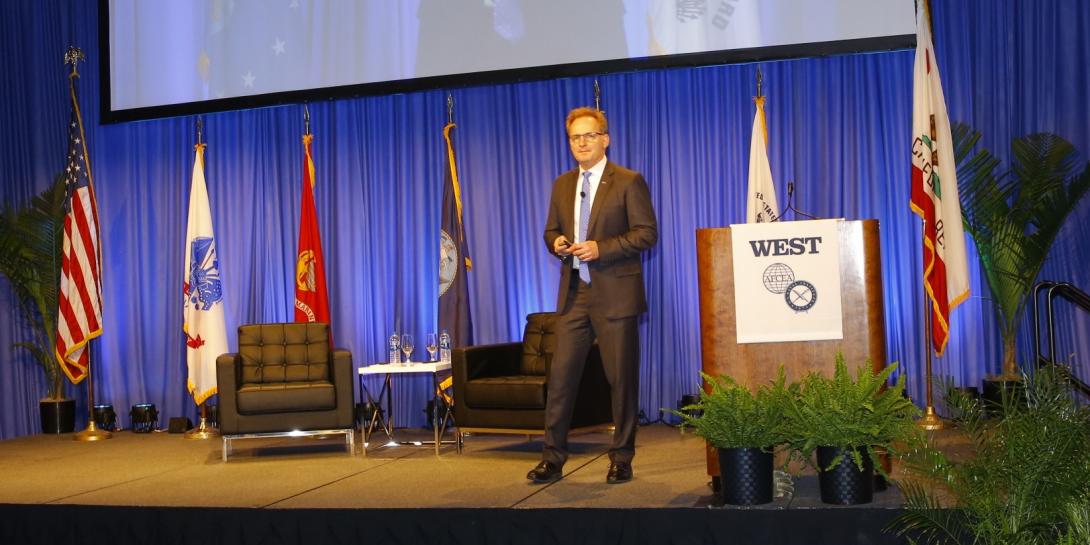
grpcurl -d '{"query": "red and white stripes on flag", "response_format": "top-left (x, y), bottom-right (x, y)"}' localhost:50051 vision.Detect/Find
top-left (910, 5), bottom-right (970, 356)
top-left (55, 77), bottom-right (103, 384)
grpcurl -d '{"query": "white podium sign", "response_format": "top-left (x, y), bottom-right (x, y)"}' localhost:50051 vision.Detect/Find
top-left (730, 219), bottom-right (844, 343)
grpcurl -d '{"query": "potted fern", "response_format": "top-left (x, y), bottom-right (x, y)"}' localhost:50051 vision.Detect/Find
top-left (783, 355), bottom-right (920, 505)
top-left (0, 175), bottom-right (73, 432)
top-left (675, 370), bottom-right (790, 505)
top-left (952, 125), bottom-right (1090, 385)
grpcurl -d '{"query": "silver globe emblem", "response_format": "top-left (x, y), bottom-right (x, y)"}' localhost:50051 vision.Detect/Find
top-left (761, 263), bottom-right (795, 294)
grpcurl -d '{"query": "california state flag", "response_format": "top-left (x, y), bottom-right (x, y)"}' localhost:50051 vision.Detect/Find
top-left (293, 134), bottom-right (331, 329)
top-left (910, 6), bottom-right (970, 356)
top-left (183, 143), bottom-right (227, 404)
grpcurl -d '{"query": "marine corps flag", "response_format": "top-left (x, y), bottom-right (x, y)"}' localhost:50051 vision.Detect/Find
top-left (910, 5), bottom-right (970, 356)
top-left (183, 143), bottom-right (227, 405)
top-left (293, 134), bottom-right (331, 330)
top-left (438, 123), bottom-right (474, 347)
top-left (55, 57), bottom-right (103, 384)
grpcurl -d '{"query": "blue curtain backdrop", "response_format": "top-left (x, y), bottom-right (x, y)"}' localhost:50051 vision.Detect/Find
top-left (2, 0), bottom-right (1089, 438)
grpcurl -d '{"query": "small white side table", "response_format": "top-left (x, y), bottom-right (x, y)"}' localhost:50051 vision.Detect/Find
top-left (357, 361), bottom-right (454, 455)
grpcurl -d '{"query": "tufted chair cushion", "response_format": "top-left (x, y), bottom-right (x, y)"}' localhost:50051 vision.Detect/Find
top-left (519, 312), bottom-right (557, 376)
top-left (460, 313), bottom-right (556, 409)
top-left (238, 323), bottom-right (330, 384)
top-left (464, 375), bottom-right (547, 409)
top-left (235, 323), bottom-right (335, 414)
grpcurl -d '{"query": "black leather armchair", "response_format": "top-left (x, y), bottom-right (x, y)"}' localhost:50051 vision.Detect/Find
top-left (451, 312), bottom-right (612, 449)
top-left (216, 322), bottom-right (355, 460)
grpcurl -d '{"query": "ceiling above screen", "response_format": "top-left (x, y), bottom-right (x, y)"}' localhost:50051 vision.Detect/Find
top-left (101, 0), bottom-right (916, 123)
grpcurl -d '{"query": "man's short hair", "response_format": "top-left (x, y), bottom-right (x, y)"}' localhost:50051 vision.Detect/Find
top-left (565, 107), bottom-right (608, 134)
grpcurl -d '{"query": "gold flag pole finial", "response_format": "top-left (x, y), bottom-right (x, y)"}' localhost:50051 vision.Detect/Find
top-left (303, 103), bottom-right (311, 136)
top-left (593, 79), bottom-right (602, 112)
top-left (64, 46), bottom-right (85, 78)
top-left (447, 93), bottom-right (454, 125)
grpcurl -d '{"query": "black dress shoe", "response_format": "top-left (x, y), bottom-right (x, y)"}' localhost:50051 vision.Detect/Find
top-left (527, 461), bottom-right (563, 483)
top-left (607, 461), bottom-right (633, 484)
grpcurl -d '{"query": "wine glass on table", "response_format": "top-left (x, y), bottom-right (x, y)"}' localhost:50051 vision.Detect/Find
top-left (400, 334), bottom-right (414, 365)
top-left (425, 333), bottom-right (438, 362)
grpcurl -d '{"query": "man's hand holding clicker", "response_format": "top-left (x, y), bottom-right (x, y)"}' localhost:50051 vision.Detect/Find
top-left (554, 236), bottom-right (573, 256)
top-left (570, 241), bottom-right (599, 262)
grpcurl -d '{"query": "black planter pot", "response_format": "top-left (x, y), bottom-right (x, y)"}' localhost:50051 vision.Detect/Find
top-left (982, 378), bottom-right (1024, 416)
top-left (816, 446), bottom-right (874, 505)
top-left (717, 447), bottom-right (774, 505)
top-left (39, 398), bottom-right (76, 434)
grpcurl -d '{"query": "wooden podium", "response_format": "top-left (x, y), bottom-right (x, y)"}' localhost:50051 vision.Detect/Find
top-left (695, 219), bottom-right (887, 476)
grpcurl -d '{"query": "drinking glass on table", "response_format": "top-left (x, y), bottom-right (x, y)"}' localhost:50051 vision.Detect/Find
top-left (400, 334), bottom-right (414, 365)
top-left (425, 333), bottom-right (438, 362)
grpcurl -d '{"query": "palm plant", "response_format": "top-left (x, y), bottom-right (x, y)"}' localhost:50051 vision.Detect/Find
top-left (893, 366), bottom-right (1090, 545)
top-left (0, 174), bottom-right (67, 399)
top-left (952, 125), bottom-right (1090, 378)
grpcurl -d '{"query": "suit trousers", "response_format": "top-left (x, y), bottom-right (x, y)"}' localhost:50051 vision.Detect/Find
top-left (542, 277), bottom-right (640, 466)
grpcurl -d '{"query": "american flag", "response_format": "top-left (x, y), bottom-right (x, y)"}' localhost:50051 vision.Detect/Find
top-left (55, 77), bottom-right (103, 384)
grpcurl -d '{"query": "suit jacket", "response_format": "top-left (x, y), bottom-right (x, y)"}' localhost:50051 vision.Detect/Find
top-left (543, 161), bottom-right (658, 318)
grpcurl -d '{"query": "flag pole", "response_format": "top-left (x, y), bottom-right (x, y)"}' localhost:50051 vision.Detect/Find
top-left (63, 47), bottom-right (109, 442)
top-left (185, 115), bottom-right (221, 440)
top-left (593, 79), bottom-right (601, 112)
top-left (915, 0), bottom-right (946, 431)
top-left (184, 402), bottom-right (220, 439)
top-left (917, 244), bottom-right (946, 430)
top-left (74, 345), bottom-right (111, 441)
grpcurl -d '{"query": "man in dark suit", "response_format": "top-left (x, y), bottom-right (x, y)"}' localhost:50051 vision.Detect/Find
top-left (528, 107), bottom-right (658, 484)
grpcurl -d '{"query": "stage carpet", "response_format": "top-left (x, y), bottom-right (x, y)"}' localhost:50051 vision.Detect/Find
top-left (0, 424), bottom-right (913, 545)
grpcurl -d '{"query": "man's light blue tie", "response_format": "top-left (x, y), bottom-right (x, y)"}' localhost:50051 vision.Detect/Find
top-left (577, 171), bottom-right (592, 284)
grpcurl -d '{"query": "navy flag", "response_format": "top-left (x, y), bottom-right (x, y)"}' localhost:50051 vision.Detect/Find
top-left (438, 123), bottom-right (473, 347)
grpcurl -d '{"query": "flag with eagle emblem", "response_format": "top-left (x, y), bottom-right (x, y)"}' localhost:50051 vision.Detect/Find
top-left (293, 134), bottom-right (331, 334)
top-left (183, 143), bottom-right (227, 404)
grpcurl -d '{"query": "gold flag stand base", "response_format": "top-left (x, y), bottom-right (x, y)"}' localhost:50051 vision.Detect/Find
top-left (184, 416), bottom-right (220, 440)
top-left (74, 420), bottom-right (113, 442)
top-left (916, 405), bottom-right (947, 431)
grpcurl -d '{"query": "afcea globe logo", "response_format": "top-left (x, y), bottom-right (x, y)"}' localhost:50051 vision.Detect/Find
top-left (761, 263), bottom-right (817, 312)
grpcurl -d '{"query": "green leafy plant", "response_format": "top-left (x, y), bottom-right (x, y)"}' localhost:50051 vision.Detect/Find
top-left (953, 125), bottom-right (1090, 379)
top-left (782, 354), bottom-right (920, 475)
top-left (893, 366), bottom-right (1090, 545)
top-left (673, 369), bottom-right (791, 449)
top-left (0, 174), bottom-right (67, 399)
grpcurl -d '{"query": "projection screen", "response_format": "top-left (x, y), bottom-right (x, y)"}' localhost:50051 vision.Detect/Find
top-left (101, 0), bottom-right (916, 122)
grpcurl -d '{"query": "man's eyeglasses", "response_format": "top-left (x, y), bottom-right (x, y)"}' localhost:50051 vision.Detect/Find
top-left (568, 132), bottom-right (605, 144)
